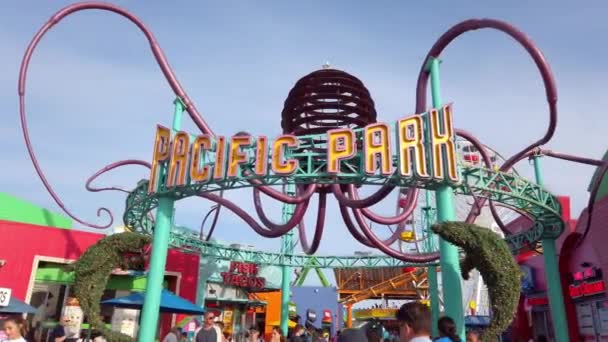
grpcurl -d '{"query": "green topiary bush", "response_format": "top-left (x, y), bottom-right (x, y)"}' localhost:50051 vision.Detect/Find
top-left (432, 222), bottom-right (522, 341)
top-left (71, 232), bottom-right (151, 342)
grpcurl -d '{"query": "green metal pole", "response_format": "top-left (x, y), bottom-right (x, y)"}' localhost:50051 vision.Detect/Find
top-left (295, 267), bottom-right (310, 287)
top-left (533, 155), bottom-right (569, 342)
top-left (280, 184), bottom-right (295, 336)
top-left (423, 189), bottom-right (440, 337)
top-left (428, 58), bottom-right (464, 339)
top-left (315, 267), bottom-right (331, 288)
top-left (138, 100), bottom-right (183, 342)
top-left (428, 266), bottom-right (440, 337)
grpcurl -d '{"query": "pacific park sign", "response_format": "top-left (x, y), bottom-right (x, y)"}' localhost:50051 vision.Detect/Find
top-left (148, 104), bottom-right (459, 193)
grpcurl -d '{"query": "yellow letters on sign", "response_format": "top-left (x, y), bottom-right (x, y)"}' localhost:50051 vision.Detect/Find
top-left (429, 105), bottom-right (458, 182)
top-left (190, 135), bottom-right (212, 183)
top-left (363, 123), bottom-right (392, 175)
top-left (166, 131), bottom-right (190, 188)
top-left (396, 115), bottom-right (429, 178)
top-left (227, 135), bottom-right (252, 178)
top-left (148, 125), bottom-right (171, 193)
top-left (254, 136), bottom-right (269, 176)
top-left (213, 136), bottom-right (227, 181)
top-left (327, 128), bottom-right (356, 174)
top-left (271, 135), bottom-right (299, 175)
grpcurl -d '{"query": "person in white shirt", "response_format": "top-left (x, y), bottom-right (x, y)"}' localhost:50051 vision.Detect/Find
top-left (1, 316), bottom-right (27, 342)
top-left (396, 302), bottom-right (432, 342)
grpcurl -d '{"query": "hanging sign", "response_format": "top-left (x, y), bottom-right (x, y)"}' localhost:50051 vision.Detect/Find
top-left (322, 310), bottom-right (332, 323)
top-left (148, 105), bottom-right (459, 193)
top-left (525, 297), bottom-right (549, 307)
top-left (569, 267), bottom-right (605, 299)
top-left (0, 287), bottom-right (11, 307)
top-left (570, 281), bottom-right (606, 299)
top-left (220, 261), bottom-right (266, 289)
top-left (306, 309), bottom-right (317, 323)
top-left (288, 302), bottom-right (297, 318)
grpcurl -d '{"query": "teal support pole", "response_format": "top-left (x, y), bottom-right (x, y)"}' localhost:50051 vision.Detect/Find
top-left (280, 249), bottom-right (292, 336)
top-left (138, 100), bottom-right (183, 342)
top-left (533, 156), bottom-right (569, 342)
top-left (423, 189), bottom-right (440, 337)
top-left (428, 266), bottom-right (440, 337)
top-left (280, 184), bottom-right (296, 336)
top-left (428, 58), bottom-right (464, 339)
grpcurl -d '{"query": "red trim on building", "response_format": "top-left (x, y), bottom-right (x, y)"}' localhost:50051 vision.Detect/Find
top-left (559, 232), bottom-right (582, 342)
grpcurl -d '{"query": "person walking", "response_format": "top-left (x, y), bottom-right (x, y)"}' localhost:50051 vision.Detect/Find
top-left (196, 312), bottom-right (222, 342)
top-left (435, 317), bottom-right (460, 342)
top-left (396, 302), bottom-right (432, 342)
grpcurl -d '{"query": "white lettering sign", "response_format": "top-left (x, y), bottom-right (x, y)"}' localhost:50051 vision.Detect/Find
top-left (0, 287), bottom-right (12, 307)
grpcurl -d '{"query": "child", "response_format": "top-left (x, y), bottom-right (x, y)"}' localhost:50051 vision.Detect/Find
top-left (2, 316), bottom-right (27, 342)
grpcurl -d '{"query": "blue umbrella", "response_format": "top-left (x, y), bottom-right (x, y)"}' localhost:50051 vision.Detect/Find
top-left (0, 297), bottom-right (37, 314)
top-left (101, 289), bottom-right (204, 315)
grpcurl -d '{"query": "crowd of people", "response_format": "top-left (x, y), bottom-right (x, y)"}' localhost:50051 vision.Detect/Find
top-left (0, 315), bottom-right (108, 342)
top-left (175, 303), bottom-right (483, 342)
top-left (0, 301), bottom-right (550, 342)
top-left (3, 302), bottom-right (551, 341)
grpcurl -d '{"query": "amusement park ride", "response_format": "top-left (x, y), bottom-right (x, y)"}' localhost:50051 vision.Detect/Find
top-left (15, 2), bottom-right (608, 342)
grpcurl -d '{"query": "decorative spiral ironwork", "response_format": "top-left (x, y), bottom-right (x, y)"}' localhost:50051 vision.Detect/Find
top-left (281, 68), bottom-right (377, 136)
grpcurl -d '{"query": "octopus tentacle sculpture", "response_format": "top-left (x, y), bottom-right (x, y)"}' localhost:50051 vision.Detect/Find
top-left (18, 2), bottom-right (608, 264)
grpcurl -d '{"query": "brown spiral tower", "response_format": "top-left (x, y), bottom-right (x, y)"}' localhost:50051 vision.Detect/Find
top-left (281, 66), bottom-right (378, 136)
top-left (281, 65), bottom-right (378, 191)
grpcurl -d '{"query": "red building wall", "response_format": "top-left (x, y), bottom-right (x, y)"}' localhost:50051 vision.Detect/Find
top-left (0, 219), bottom-right (200, 336)
top-left (0, 219), bottom-right (102, 300)
top-left (509, 196), bottom-right (578, 341)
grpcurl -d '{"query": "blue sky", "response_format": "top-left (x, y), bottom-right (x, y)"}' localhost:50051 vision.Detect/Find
top-left (2, 1), bottom-right (608, 286)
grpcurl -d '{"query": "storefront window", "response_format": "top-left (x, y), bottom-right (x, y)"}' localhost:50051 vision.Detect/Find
top-left (595, 300), bottom-right (608, 340)
top-left (29, 282), bottom-right (69, 342)
top-left (577, 303), bottom-right (597, 341)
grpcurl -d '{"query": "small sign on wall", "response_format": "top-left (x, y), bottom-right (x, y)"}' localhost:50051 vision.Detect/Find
top-left (0, 287), bottom-right (12, 307)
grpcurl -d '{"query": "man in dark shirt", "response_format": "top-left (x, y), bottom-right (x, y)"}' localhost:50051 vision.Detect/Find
top-left (196, 312), bottom-right (219, 342)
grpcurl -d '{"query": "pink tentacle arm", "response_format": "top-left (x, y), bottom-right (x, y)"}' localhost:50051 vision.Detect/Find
top-left (340, 203), bottom-right (374, 248)
top-left (540, 150), bottom-right (604, 166)
top-left (349, 204), bottom-right (440, 262)
top-left (200, 205), bottom-right (219, 241)
top-left (20, 2), bottom-right (213, 135)
top-left (298, 192), bottom-right (327, 255)
top-left (336, 187), bottom-right (409, 247)
top-left (198, 192), bottom-right (294, 238)
top-left (232, 130), bottom-right (318, 205)
top-left (523, 148), bottom-right (605, 248)
top-left (578, 162), bottom-right (608, 247)
top-left (455, 129), bottom-right (512, 233)
top-left (18, 2), bottom-right (214, 229)
top-left (249, 179), bottom-right (317, 204)
top-left (86, 160), bottom-right (152, 194)
top-left (414, 18), bottom-right (558, 171)
top-left (252, 187), bottom-right (311, 231)
top-left (350, 186), bottom-right (419, 225)
top-left (331, 183), bottom-right (395, 208)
